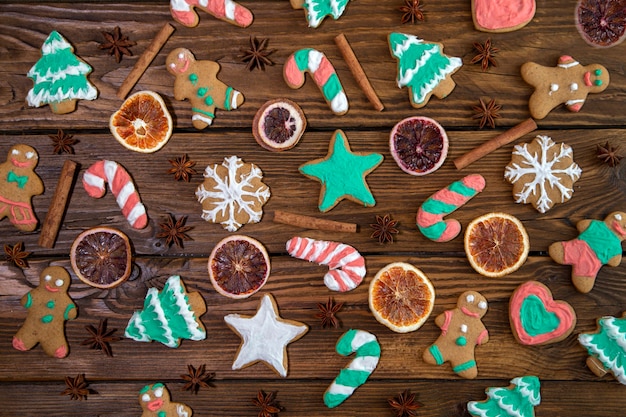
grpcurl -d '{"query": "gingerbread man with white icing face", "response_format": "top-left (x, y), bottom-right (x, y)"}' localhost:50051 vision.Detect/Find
top-left (166, 48), bottom-right (244, 130)
top-left (0, 144), bottom-right (44, 231)
top-left (423, 291), bottom-right (489, 379)
top-left (521, 55), bottom-right (609, 119)
top-left (139, 383), bottom-right (192, 417)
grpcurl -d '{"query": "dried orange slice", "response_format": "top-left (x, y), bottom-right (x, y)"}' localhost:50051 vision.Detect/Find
top-left (70, 227), bottom-right (132, 289)
top-left (369, 262), bottom-right (435, 333)
top-left (110, 90), bottom-right (173, 153)
top-left (464, 212), bottom-right (529, 278)
top-left (208, 235), bottom-right (270, 299)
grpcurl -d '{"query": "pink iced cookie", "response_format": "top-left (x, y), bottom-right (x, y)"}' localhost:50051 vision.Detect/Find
top-left (170, 0), bottom-right (253, 28)
top-left (471, 0), bottom-right (536, 33)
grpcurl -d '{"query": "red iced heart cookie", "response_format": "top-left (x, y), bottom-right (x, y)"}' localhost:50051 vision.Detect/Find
top-left (509, 281), bottom-right (576, 345)
top-left (472, 0), bottom-right (536, 33)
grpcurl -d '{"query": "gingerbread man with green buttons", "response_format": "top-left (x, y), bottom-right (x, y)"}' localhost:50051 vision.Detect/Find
top-left (13, 266), bottom-right (77, 358)
top-left (166, 47), bottom-right (244, 130)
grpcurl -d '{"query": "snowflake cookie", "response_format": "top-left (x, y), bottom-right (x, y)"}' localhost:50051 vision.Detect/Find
top-left (504, 135), bottom-right (581, 213)
top-left (196, 156), bottom-right (270, 231)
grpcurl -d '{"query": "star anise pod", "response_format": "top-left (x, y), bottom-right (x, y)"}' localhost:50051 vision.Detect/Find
top-left (81, 318), bottom-right (122, 357)
top-left (253, 390), bottom-right (282, 417)
top-left (597, 141), bottom-right (623, 167)
top-left (389, 389), bottom-right (423, 417)
top-left (315, 297), bottom-right (344, 329)
top-left (472, 97), bottom-right (501, 129)
top-left (49, 129), bottom-right (78, 154)
top-left (157, 213), bottom-right (193, 249)
top-left (470, 38), bottom-right (499, 72)
top-left (61, 374), bottom-right (97, 401)
top-left (239, 36), bottom-right (276, 71)
top-left (370, 214), bottom-right (399, 244)
top-left (4, 242), bottom-right (30, 269)
top-left (399, 0), bottom-right (425, 24)
top-left (168, 154), bottom-right (197, 182)
top-left (98, 26), bottom-right (136, 63)
top-left (180, 364), bottom-right (216, 394)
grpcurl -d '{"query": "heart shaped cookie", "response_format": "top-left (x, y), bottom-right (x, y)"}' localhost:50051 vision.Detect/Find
top-left (509, 281), bottom-right (576, 345)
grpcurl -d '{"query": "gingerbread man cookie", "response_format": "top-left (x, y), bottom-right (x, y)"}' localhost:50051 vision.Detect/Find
top-left (423, 291), bottom-right (489, 379)
top-left (0, 144), bottom-right (44, 232)
top-left (521, 55), bottom-right (609, 119)
top-left (166, 48), bottom-right (244, 130)
top-left (549, 211), bottom-right (626, 293)
top-left (139, 383), bottom-right (192, 417)
top-left (12, 266), bottom-right (77, 358)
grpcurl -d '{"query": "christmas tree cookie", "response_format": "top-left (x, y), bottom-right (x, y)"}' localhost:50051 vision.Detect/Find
top-left (579, 312), bottom-right (626, 385)
top-left (290, 0), bottom-right (353, 28)
top-left (389, 32), bottom-right (462, 108)
top-left (125, 275), bottom-right (206, 348)
top-left (26, 31), bottom-right (97, 114)
top-left (467, 376), bottom-right (541, 417)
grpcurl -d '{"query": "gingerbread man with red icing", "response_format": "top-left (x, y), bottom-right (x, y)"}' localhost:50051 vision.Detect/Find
top-left (423, 291), bottom-right (489, 379)
top-left (521, 55), bottom-right (609, 119)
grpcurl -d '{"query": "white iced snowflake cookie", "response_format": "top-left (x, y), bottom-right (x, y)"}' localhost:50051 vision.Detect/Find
top-left (504, 135), bottom-right (581, 213)
top-left (195, 156), bottom-right (270, 231)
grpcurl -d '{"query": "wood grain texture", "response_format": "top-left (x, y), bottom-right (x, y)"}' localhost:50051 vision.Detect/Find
top-left (1, 0), bottom-right (626, 416)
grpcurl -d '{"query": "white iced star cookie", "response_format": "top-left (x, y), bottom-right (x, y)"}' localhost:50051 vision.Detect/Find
top-left (224, 293), bottom-right (308, 377)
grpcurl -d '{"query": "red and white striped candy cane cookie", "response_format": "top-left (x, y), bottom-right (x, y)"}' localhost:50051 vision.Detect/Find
top-left (286, 237), bottom-right (365, 292)
top-left (82, 160), bottom-right (148, 229)
top-left (170, 0), bottom-right (253, 28)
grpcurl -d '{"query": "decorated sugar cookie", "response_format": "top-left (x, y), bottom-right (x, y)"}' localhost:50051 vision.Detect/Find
top-left (169, 0), bottom-right (253, 28)
top-left (472, 0), bottom-right (536, 33)
top-left (290, 0), bottom-right (353, 28)
top-left (468, 376), bottom-right (541, 417)
top-left (139, 383), bottom-right (193, 417)
top-left (579, 312), bottom-right (626, 385)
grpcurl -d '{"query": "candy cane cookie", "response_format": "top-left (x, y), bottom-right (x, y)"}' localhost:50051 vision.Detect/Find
top-left (169, 0), bottom-right (253, 28)
top-left (82, 160), bottom-right (148, 229)
top-left (286, 237), bottom-right (365, 292)
top-left (417, 174), bottom-right (486, 242)
top-left (324, 329), bottom-right (380, 408)
top-left (284, 48), bottom-right (349, 115)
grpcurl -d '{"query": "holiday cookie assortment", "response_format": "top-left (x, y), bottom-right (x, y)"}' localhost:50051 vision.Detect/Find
top-left (4, 0), bottom-right (626, 415)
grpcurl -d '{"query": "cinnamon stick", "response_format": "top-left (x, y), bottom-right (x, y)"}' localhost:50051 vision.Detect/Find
top-left (273, 210), bottom-right (357, 233)
top-left (334, 33), bottom-right (384, 112)
top-left (117, 23), bottom-right (175, 100)
top-left (38, 160), bottom-right (78, 248)
top-left (453, 118), bottom-right (537, 170)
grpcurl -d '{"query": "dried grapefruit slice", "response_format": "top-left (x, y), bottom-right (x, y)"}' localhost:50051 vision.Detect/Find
top-left (253, 98), bottom-right (306, 151)
top-left (208, 235), bottom-right (270, 299)
top-left (70, 227), bottom-right (132, 289)
top-left (390, 116), bottom-right (448, 176)
top-left (576, 0), bottom-right (626, 48)
top-left (464, 212), bottom-right (529, 278)
top-left (369, 262), bottom-right (435, 333)
top-left (110, 90), bottom-right (173, 153)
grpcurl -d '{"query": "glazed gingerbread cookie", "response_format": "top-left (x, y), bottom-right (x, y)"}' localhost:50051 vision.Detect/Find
top-left (423, 291), bottom-right (489, 379)
top-left (549, 211), bottom-right (626, 293)
top-left (166, 48), bottom-right (244, 130)
top-left (139, 382), bottom-right (192, 417)
top-left (521, 55), bottom-right (609, 119)
top-left (471, 0), bottom-right (536, 33)
top-left (13, 266), bottom-right (77, 358)
top-left (0, 144), bottom-right (44, 232)
top-left (579, 312), bottom-right (626, 385)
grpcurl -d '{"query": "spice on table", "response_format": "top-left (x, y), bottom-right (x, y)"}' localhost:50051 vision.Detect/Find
top-left (316, 297), bottom-right (344, 329)
top-left (370, 214), bottom-right (399, 244)
top-left (388, 389), bottom-right (423, 417)
top-left (180, 364), bottom-right (216, 394)
top-left (49, 129), bottom-right (78, 154)
top-left (99, 26), bottom-right (136, 63)
top-left (39, 159), bottom-right (78, 249)
top-left (4, 242), bottom-right (30, 269)
top-left (399, 0), bottom-right (425, 24)
top-left (253, 390), bottom-right (282, 417)
top-left (273, 210), bottom-right (357, 233)
top-left (61, 374), bottom-right (97, 401)
top-left (81, 318), bottom-right (122, 357)
top-left (157, 213), bottom-right (193, 249)
top-left (240, 36), bottom-right (276, 72)
top-left (471, 38), bottom-right (498, 72)
top-left (597, 141), bottom-right (623, 167)
top-left (168, 154), bottom-right (197, 182)
top-left (472, 97), bottom-right (501, 129)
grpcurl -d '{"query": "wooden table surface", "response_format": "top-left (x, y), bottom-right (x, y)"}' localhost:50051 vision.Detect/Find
top-left (2, 1), bottom-right (626, 415)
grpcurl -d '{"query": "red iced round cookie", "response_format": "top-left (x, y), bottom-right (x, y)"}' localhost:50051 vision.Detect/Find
top-left (472, 0), bottom-right (536, 33)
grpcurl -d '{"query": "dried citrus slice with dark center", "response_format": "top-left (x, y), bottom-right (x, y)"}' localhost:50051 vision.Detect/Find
top-left (208, 235), bottom-right (270, 299)
top-left (369, 262), bottom-right (435, 333)
top-left (576, 0), bottom-right (626, 48)
top-left (70, 227), bottom-right (132, 289)
top-left (390, 116), bottom-right (448, 175)
top-left (253, 98), bottom-right (306, 151)
top-left (464, 212), bottom-right (529, 278)
top-left (110, 90), bottom-right (173, 153)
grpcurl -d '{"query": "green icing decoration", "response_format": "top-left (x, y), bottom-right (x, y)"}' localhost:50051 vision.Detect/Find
top-left (189, 73), bottom-right (198, 85)
top-left (41, 315), bottom-right (53, 323)
top-left (520, 295), bottom-right (559, 337)
top-left (24, 293), bottom-right (33, 309)
top-left (299, 130), bottom-right (383, 212)
top-left (468, 375), bottom-right (541, 417)
top-left (294, 48), bottom-right (313, 71)
top-left (46, 300), bottom-right (55, 309)
top-left (157, 412), bottom-right (166, 417)
top-left (197, 87), bottom-right (208, 96)
top-left (321, 73), bottom-right (342, 101)
top-left (456, 336), bottom-right (467, 346)
top-left (64, 304), bottom-right (75, 320)
top-left (578, 220), bottom-right (622, 264)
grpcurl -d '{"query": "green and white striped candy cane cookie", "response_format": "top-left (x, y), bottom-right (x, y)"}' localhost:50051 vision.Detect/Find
top-left (324, 329), bottom-right (380, 408)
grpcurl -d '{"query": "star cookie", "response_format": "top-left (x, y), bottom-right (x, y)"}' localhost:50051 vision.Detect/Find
top-left (224, 293), bottom-right (308, 377)
top-left (299, 130), bottom-right (383, 212)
